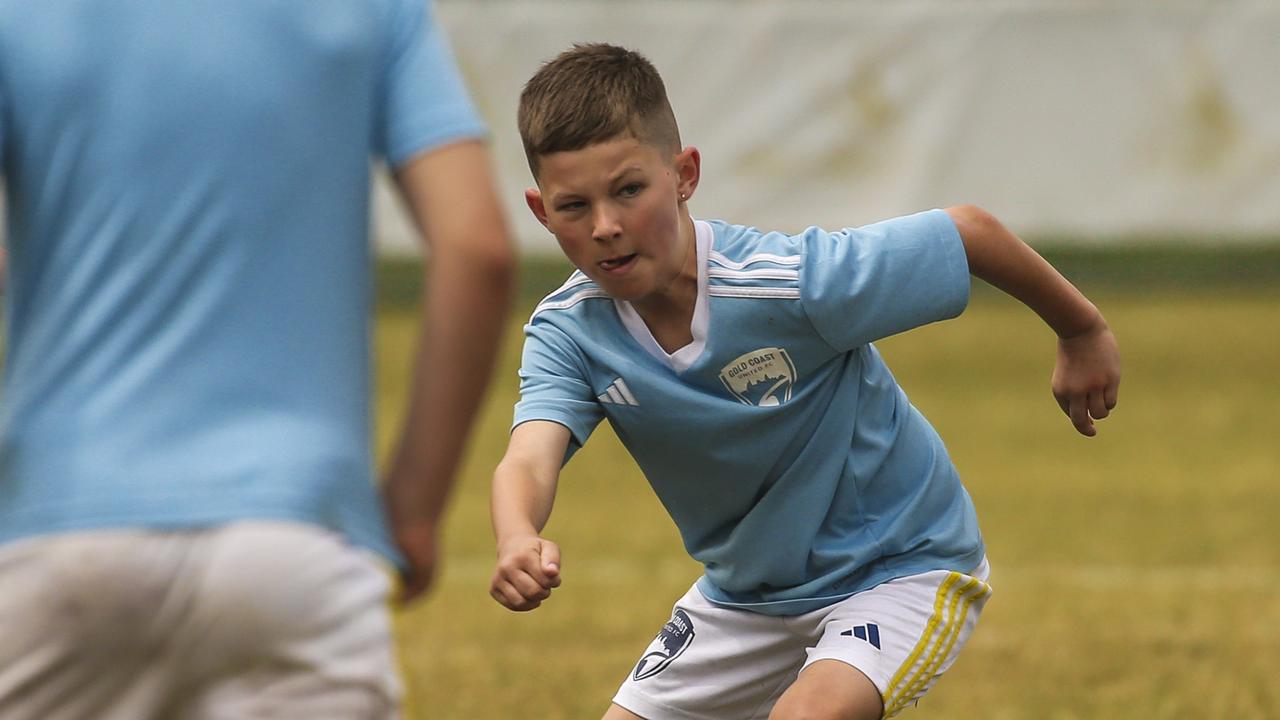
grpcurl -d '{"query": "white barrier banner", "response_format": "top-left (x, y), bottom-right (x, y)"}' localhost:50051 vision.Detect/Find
top-left (368, 1), bottom-right (1280, 252)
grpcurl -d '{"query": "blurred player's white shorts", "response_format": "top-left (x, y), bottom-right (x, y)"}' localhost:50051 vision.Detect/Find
top-left (614, 557), bottom-right (991, 720)
top-left (0, 521), bottom-right (400, 720)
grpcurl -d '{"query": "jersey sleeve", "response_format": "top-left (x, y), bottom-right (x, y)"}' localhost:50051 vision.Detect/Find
top-left (376, 0), bottom-right (486, 168)
top-left (512, 320), bottom-right (606, 462)
top-left (799, 209), bottom-right (970, 351)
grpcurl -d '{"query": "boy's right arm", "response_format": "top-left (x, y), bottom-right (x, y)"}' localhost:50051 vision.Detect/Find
top-left (490, 420), bottom-right (572, 611)
top-left (946, 205), bottom-right (1120, 436)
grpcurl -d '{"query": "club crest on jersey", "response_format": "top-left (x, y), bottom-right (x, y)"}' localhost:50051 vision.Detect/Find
top-left (718, 347), bottom-right (797, 407)
top-left (632, 609), bottom-right (695, 681)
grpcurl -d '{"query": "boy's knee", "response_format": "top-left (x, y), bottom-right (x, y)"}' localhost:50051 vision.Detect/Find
top-left (768, 660), bottom-right (884, 720)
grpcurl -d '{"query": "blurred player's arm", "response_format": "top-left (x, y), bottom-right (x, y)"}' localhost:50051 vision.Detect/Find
top-left (383, 139), bottom-right (517, 603)
top-left (489, 420), bottom-right (569, 612)
top-left (945, 205), bottom-right (1120, 437)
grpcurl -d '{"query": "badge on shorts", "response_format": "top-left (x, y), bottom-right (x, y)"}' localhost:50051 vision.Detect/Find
top-left (633, 608), bottom-right (696, 681)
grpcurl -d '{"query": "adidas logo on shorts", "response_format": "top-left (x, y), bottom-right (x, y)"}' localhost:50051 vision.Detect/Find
top-left (840, 623), bottom-right (881, 649)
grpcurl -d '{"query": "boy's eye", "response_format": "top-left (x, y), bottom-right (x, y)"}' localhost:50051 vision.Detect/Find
top-left (557, 201), bottom-right (586, 212)
top-left (619, 183), bottom-right (643, 198)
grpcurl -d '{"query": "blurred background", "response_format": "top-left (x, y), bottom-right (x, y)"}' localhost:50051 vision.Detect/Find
top-left (378, 0), bottom-right (1280, 251)
top-left (377, 2), bottom-right (1279, 718)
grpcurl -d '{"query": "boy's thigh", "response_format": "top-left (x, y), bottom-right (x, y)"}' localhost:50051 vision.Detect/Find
top-left (0, 522), bottom-right (399, 720)
top-left (803, 558), bottom-right (993, 719)
top-left (612, 585), bottom-right (810, 720)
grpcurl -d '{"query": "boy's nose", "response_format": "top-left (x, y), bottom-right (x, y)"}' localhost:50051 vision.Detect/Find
top-left (591, 206), bottom-right (622, 242)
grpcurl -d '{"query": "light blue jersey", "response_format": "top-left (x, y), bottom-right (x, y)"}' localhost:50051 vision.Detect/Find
top-left (515, 210), bottom-right (984, 615)
top-left (0, 0), bottom-right (484, 561)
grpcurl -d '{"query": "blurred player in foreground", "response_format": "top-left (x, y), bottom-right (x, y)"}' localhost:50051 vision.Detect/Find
top-left (489, 44), bottom-right (1120, 719)
top-left (0, 1), bottom-right (514, 717)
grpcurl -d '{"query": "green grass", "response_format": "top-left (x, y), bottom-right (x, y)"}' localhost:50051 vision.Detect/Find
top-left (376, 243), bottom-right (1280, 309)
top-left (376, 257), bottom-right (1280, 719)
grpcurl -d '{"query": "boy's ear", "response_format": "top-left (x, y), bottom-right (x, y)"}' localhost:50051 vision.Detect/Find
top-left (674, 146), bottom-right (701, 202)
top-left (525, 187), bottom-right (551, 229)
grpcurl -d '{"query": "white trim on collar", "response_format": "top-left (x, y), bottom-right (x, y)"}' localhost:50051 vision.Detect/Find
top-left (614, 219), bottom-right (713, 373)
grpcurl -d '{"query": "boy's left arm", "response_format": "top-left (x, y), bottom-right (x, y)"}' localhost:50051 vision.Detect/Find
top-left (946, 205), bottom-right (1120, 437)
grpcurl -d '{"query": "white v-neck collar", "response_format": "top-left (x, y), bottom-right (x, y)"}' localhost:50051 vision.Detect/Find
top-left (614, 219), bottom-right (712, 373)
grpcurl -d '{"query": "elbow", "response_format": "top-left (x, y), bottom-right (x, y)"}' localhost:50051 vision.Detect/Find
top-left (475, 233), bottom-right (519, 295)
top-left (467, 243), bottom-right (518, 317)
top-left (490, 241), bottom-right (519, 308)
top-left (434, 226), bottom-right (519, 302)
top-left (945, 205), bottom-right (1014, 270)
top-left (461, 216), bottom-right (519, 281)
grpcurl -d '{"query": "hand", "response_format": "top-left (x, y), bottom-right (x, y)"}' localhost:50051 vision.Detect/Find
top-left (1052, 320), bottom-right (1121, 436)
top-left (390, 516), bottom-right (441, 605)
top-left (490, 534), bottom-right (561, 611)
top-left (381, 472), bottom-right (446, 605)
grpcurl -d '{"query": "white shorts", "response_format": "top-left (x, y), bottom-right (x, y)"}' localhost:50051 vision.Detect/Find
top-left (614, 559), bottom-right (992, 720)
top-left (0, 522), bottom-right (400, 720)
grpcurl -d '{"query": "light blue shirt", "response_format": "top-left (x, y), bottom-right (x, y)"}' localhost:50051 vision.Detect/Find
top-left (515, 210), bottom-right (984, 615)
top-left (0, 0), bottom-right (485, 561)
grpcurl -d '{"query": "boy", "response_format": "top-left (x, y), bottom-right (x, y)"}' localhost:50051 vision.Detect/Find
top-left (490, 44), bottom-right (1120, 720)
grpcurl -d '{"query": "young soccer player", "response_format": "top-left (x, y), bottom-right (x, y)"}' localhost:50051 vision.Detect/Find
top-left (490, 44), bottom-right (1120, 720)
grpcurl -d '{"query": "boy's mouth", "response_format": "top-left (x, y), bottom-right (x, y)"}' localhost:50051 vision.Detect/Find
top-left (598, 254), bottom-right (638, 273)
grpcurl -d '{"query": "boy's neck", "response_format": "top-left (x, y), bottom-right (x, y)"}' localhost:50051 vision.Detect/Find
top-left (631, 213), bottom-right (699, 354)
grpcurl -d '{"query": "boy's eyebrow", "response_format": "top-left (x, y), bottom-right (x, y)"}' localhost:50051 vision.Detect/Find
top-left (610, 165), bottom-right (644, 181)
top-left (548, 191), bottom-right (583, 206)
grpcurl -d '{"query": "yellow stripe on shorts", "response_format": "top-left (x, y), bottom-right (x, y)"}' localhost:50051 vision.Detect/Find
top-left (890, 578), bottom-right (991, 717)
top-left (881, 573), bottom-right (961, 714)
top-left (882, 573), bottom-right (992, 718)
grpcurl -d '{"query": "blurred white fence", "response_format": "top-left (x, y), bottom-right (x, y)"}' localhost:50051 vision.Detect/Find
top-left (375, 0), bottom-right (1280, 253)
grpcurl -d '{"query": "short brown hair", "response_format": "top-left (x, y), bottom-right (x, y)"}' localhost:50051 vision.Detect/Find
top-left (518, 43), bottom-right (681, 178)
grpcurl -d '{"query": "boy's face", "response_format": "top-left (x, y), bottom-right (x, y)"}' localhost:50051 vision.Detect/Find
top-left (526, 135), bottom-right (699, 305)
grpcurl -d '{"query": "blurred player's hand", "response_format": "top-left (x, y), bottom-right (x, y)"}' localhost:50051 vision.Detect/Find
top-left (1052, 320), bottom-right (1121, 436)
top-left (380, 470), bottom-right (447, 604)
top-left (391, 515), bottom-right (440, 604)
top-left (491, 534), bottom-right (561, 611)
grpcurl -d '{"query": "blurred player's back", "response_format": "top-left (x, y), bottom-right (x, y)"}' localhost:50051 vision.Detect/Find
top-left (0, 1), bottom-right (510, 717)
top-left (0, 0), bottom-right (433, 554)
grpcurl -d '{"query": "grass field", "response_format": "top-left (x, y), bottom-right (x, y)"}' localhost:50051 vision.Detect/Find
top-left (375, 252), bottom-right (1280, 719)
